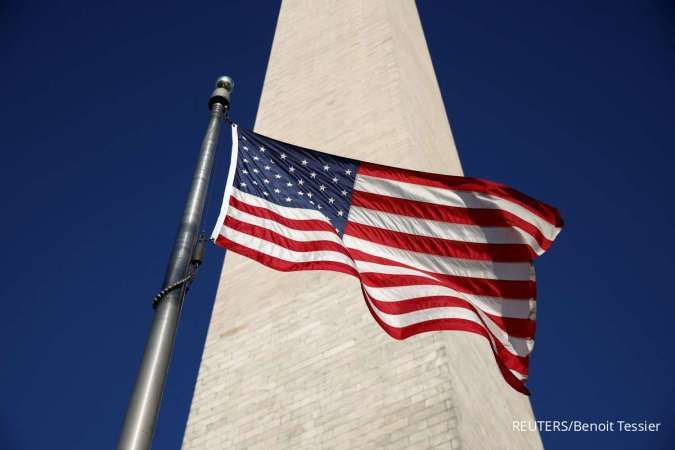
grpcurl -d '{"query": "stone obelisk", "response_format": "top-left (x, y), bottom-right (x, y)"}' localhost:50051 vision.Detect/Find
top-left (182, 1), bottom-right (542, 448)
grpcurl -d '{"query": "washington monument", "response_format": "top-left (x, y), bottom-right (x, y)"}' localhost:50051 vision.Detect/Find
top-left (182, 1), bottom-right (543, 448)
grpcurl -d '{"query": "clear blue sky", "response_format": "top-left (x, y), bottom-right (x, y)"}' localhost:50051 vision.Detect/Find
top-left (1, 1), bottom-right (673, 448)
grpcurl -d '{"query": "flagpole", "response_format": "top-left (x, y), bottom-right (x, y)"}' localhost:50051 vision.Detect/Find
top-left (117, 76), bottom-right (234, 450)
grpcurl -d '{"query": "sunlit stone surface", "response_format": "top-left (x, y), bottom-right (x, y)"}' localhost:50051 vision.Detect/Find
top-left (182, 1), bottom-right (542, 448)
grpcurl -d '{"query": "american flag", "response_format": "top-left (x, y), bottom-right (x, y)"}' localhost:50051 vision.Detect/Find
top-left (212, 124), bottom-right (563, 394)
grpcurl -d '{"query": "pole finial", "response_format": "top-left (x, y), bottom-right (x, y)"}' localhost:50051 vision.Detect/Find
top-left (216, 76), bottom-right (234, 91)
top-left (209, 75), bottom-right (234, 109)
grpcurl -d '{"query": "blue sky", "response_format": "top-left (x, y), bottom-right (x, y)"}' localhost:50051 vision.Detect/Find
top-left (1, 1), bottom-right (673, 448)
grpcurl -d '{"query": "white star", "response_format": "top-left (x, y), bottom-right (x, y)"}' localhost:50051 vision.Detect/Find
top-left (310, 172), bottom-right (317, 178)
top-left (242, 136), bottom-right (247, 141)
top-left (263, 192), bottom-right (269, 196)
top-left (264, 165), bottom-right (271, 170)
top-left (323, 164), bottom-right (330, 171)
top-left (307, 192), bottom-right (313, 198)
top-left (309, 200), bottom-right (314, 205)
top-left (345, 169), bottom-right (352, 175)
top-left (274, 174), bottom-right (282, 179)
top-left (332, 177), bottom-right (338, 183)
top-left (253, 156), bottom-right (259, 161)
top-left (263, 179), bottom-right (270, 184)
top-left (252, 180), bottom-right (257, 185)
top-left (298, 179), bottom-right (304, 185)
top-left (328, 197), bottom-right (335, 204)
top-left (297, 191), bottom-right (304, 196)
top-left (253, 168), bottom-right (259, 173)
top-left (335, 227), bottom-right (340, 233)
top-left (301, 159), bottom-right (309, 166)
top-left (285, 197), bottom-right (292, 202)
top-left (319, 185), bottom-right (326, 191)
top-left (274, 188), bottom-right (281, 193)
top-left (341, 190), bottom-right (347, 196)
top-left (259, 147), bottom-right (265, 153)
top-left (337, 210), bottom-right (344, 216)
top-left (243, 146), bottom-right (248, 151)
top-left (289, 166), bottom-right (295, 173)
top-left (240, 182), bottom-right (247, 187)
top-left (281, 153), bottom-right (287, 159)
top-left (318, 204), bottom-right (323, 210)
top-left (243, 158), bottom-right (249, 163)
top-left (286, 182), bottom-right (293, 187)
top-left (242, 169), bottom-right (248, 174)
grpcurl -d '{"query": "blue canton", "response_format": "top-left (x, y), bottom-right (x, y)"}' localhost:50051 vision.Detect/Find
top-left (234, 127), bottom-right (359, 236)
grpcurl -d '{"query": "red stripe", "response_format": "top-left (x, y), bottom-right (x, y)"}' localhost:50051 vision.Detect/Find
top-left (367, 295), bottom-right (534, 339)
top-left (229, 195), bottom-right (335, 233)
top-left (369, 294), bottom-right (467, 314)
top-left (359, 270), bottom-right (533, 304)
top-left (496, 361), bottom-right (530, 395)
top-left (361, 287), bottom-right (530, 395)
top-left (347, 248), bottom-right (536, 299)
top-left (492, 338), bottom-right (530, 376)
top-left (346, 221), bottom-right (536, 262)
top-left (351, 190), bottom-right (552, 252)
top-left (361, 273), bottom-right (535, 339)
top-left (486, 313), bottom-right (536, 340)
top-left (214, 235), bottom-right (359, 278)
top-left (358, 162), bottom-right (563, 228)
top-left (224, 216), bottom-right (352, 257)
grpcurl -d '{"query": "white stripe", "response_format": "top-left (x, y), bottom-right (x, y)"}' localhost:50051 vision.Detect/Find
top-left (353, 259), bottom-right (439, 279)
top-left (349, 206), bottom-right (545, 255)
top-left (363, 293), bottom-right (533, 357)
top-left (211, 123), bottom-right (240, 241)
top-left (343, 234), bottom-right (534, 281)
top-left (228, 205), bottom-right (343, 244)
top-left (355, 174), bottom-right (561, 243)
top-left (232, 188), bottom-right (329, 222)
top-left (370, 302), bottom-right (480, 328)
top-left (510, 370), bottom-right (528, 381)
top-left (362, 283), bottom-right (534, 320)
top-left (221, 226), bottom-right (355, 268)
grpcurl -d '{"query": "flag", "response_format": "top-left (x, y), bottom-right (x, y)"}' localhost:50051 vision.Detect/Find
top-left (212, 123), bottom-right (563, 394)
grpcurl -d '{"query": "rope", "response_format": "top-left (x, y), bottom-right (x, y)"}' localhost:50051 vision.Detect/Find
top-left (152, 274), bottom-right (193, 309)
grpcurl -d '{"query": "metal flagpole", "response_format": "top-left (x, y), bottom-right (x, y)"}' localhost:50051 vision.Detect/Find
top-left (117, 76), bottom-right (234, 450)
